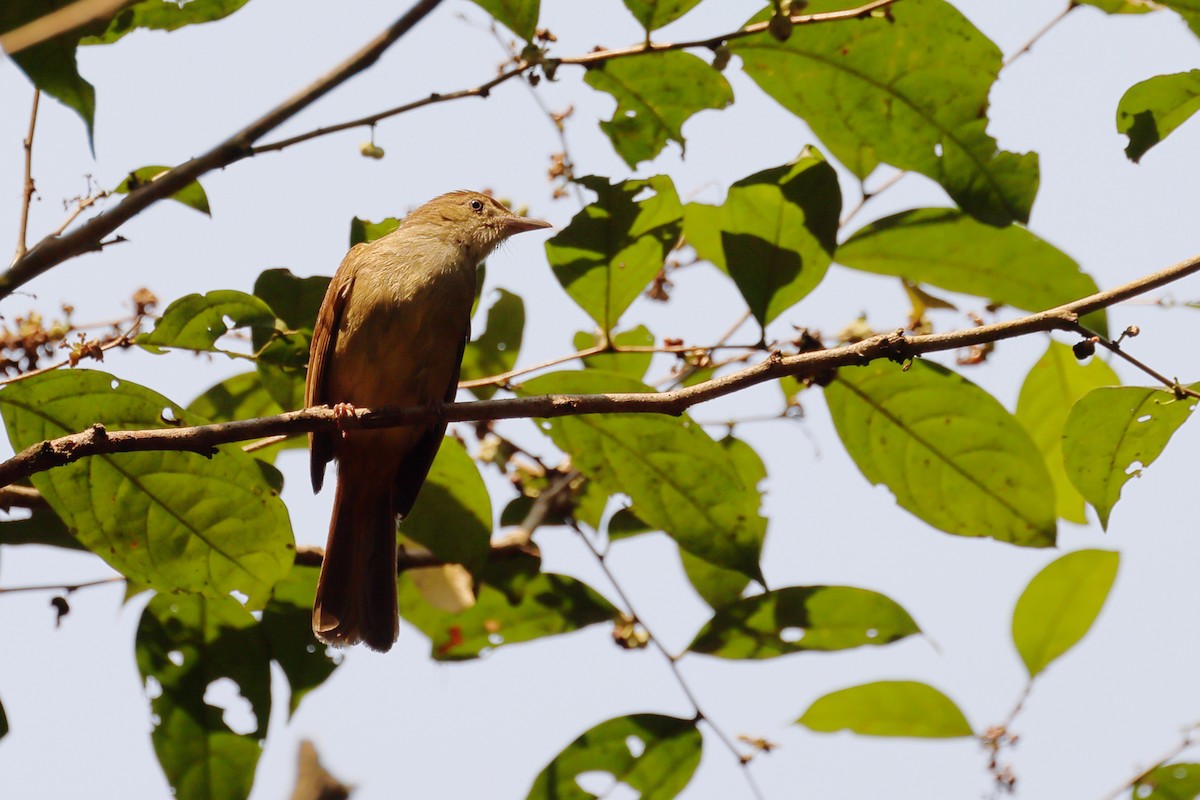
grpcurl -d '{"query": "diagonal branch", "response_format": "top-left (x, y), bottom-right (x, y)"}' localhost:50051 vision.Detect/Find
top-left (0, 0), bottom-right (446, 299)
top-left (1, 251), bottom-right (1196, 490)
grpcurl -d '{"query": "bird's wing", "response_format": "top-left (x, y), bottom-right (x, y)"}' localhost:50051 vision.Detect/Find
top-left (391, 327), bottom-right (469, 519)
top-left (306, 251), bottom-right (359, 493)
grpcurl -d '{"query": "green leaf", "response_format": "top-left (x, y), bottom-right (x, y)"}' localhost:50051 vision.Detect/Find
top-left (0, 506), bottom-right (83, 550)
top-left (1076, 0), bottom-right (1156, 13)
top-left (187, 372), bottom-right (301, 461)
top-left (83, 0), bottom-right (254, 45)
top-left (521, 370), bottom-right (766, 582)
top-left (679, 549), bottom-right (747, 611)
top-left (252, 268), bottom-right (328, 336)
top-left (1015, 343), bottom-right (1119, 524)
top-left (685, 148), bottom-right (840, 326)
top-left (139, 291), bottom-right (276, 354)
top-left (622, 0), bottom-right (704, 31)
top-left (734, 0), bottom-right (1039, 226)
top-left (798, 681), bottom-right (972, 738)
top-left (402, 438), bottom-right (492, 579)
top-left (1012, 549), bottom-right (1120, 678)
top-left (399, 553), bottom-right (617, 661)
top-left (837, 208), bottom-right (1107, 335)
top-left (690, 585), bottom-right (920, 658)
top-left (0, 370), bottom-right (294, 608)
top-left (825, 359), bottom-right (1057, 547)
top-left (585, 50), bottom-right (733, 168)
top-left (461, 289), bottom-right (525, 400)
top-left (527, 714), bottom-right (701, 800)
top-left (1117, 70), bottom-right (1200, 162)
top-left (573, 325), bottom-right (656, 380)
top-left (1062, 386), bottom-right (1197, 529)
top-left (545, 175), bottom-right (683, 331)
top-left (259, 565), bottom-right (338, 716)
top-left (348, 216), bottom-right (400, 247)
top-left (112, 166), bottom-right (211, 215)
top-left (467, 0), bottom-right (539, 40)
top-left (1133, 763), bottom-right (1200, 799)
top-left (137, 592), bottom-right (270, 800)
top-left (669, 436), bottom-right (763, 610)
top-left (2, 0), bottom-right (103, 145)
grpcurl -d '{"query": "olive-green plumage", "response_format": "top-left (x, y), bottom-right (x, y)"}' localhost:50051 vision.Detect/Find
top-left (306, 191), bottom-right (550, 652)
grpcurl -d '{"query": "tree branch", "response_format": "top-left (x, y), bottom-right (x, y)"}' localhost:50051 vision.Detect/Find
top-left (11, 90), bottom-right (39, 267)
top-left (0, 0), bottom-right (446, 298)
top-left (0, 251), bottom-right (1197, 489)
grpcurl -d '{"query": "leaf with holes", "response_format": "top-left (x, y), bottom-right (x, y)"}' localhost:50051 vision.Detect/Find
top-left (0, 370), bottom-right (294, 608)
top-left (259, 565), bottom-right (338, 716)
top-left (521, 370), bottom-right (766, 582)
top-left (1015, 343), bottom-right (1119, 524)
top-left (622, 0), bottom-right (705, 31)
top-left (734, 0), bottom-right (1039, 226)
top-left (1118, 70), bottom-right (1200, 162)
top-left (799, 681), bottom-right (972, 738)
top-left (685, 148), bottom-right (841, 326)
top-left (1133, 763), bottom-right (1200, 799)
top-left (837, 208), bottom-right (1106, 335)
top-left (461, 289), bottom-right (525, 399)
top-left (400, 553), bottom-right (617, 661)
top-left (546, 175), bottom-right (682, 331)
top-left (825, 359), bottom-right (1056, 547)
top-left (690, 585), bottom-right (920, 658)
top-left (467, 0), bottom-right (539, 40)
top-left (113, 166), bottom-right (210, 215)
top-left (586, 51), bottom-right (733, 168)
top-left (137, 592), bottom-right (271, 800)
top-left (139, 291), bottom-right (276, 355)
top-left (1012, 549), bottom-right (1119, 678)
top-left (402, 438), bottom-right (492, 580)
top-left (527, 714), bottom-right (701, 800)
top-left (1062, 386), bottom-right (1197, 529)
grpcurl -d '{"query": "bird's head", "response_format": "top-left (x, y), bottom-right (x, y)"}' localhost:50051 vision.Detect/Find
top-left (407, 191), bottom-right (552, 260)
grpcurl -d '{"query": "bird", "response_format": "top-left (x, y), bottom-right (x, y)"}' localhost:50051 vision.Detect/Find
top-left (305, 190), bottom-right (551, 652)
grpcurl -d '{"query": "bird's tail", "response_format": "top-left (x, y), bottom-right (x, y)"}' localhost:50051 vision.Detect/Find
top-left (312, 472), bottom-right (399, 652)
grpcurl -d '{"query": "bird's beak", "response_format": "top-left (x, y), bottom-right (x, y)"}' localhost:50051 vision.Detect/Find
top-left (502, 215), bottom-right (553, 235)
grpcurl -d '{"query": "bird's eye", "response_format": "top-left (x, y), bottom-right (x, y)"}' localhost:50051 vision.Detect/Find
top-left (469, 199), bottom-right (484, 212)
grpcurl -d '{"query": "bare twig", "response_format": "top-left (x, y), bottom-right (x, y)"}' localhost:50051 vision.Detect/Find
top-left (12, 90), bottom-right (40, 267)
top-left (0, 484), bottom-right (48, 510)
top-left (1003, 2), bottom-right (1077, 68)
top-left (0, 251), bottom-right (1197, 489)
top-left (0, 575), bottom-right (122, 595)
top-left (1100, 723), bottom-right (1200, 800)
top-left (572, 517), bottom-right (767, 799)
top-left (251, 0), bottom-right (899, 157)
top-left (1072, 323), bottom-right (1200, 401)
top-left (1, 0), bottom-right (447, 298)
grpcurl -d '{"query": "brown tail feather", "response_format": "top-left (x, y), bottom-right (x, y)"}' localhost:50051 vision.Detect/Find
top-left (312, 472), bottom-right (399, 652)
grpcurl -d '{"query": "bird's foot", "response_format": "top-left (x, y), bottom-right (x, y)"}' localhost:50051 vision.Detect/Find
top-left (332, 402), bottom-right (358, 436)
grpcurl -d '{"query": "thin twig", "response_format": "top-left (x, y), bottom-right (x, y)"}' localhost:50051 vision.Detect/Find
top-left (1, 0), bottom-right (447, 298)
top-left (1100, 723), bottom-right (1200, 800)
top-left (459, 344), bottom-right (607, 389)
top-left (251, 0), bottom-right (899, 158)
top-left (572, 518), bottom-right (767, 800)
top-left (0, 575), bottom-right (123, 595)
top-left (0, 250), bottom-right (1197, 489)
top-left (12, 90), bottom-right (40, 267)
top-left (0, 315), bottom-right (142, 387)
top-left (1003, 2), bottom-right (1077, 68)
top-left (1072, 323), bottom-right (1200, 400)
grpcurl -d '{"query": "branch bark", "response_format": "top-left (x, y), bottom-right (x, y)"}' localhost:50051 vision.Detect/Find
top-left (1, 250), bottom-right (1196, 490)
top-left (0, 0), bottom-right (446, 298)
